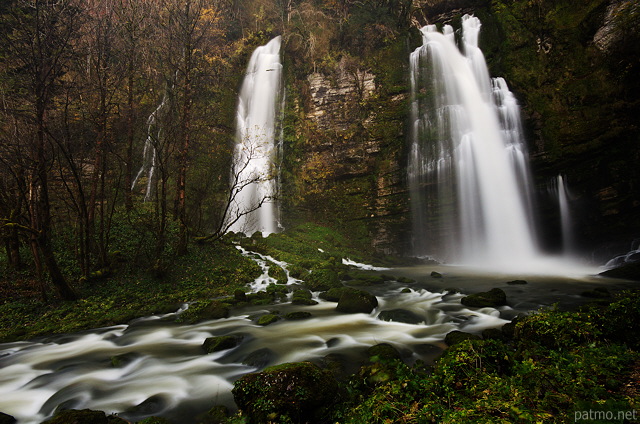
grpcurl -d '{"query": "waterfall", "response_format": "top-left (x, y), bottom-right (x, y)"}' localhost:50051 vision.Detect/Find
top-left (408, 15), bottom-right (538, 267)
top-left (228, 36), bottom-right (283, 236)
top-left (131, 92), bottom-right (170, 201)
top-left (556, 175), bottom-right (574, 254)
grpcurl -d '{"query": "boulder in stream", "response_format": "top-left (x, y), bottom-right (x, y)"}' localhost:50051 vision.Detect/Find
top-left (378, 309), bottom-right (423, 324)
top-left (202, 335), bottom-right (243, 353)
top-left (461, 288), bottom-right (507, 308)
top-left (336, 288), bottom-right (378, 313)
top-left (445, 330), bottom-right (482, 346)
top-left (232, 361), bottom-right (339, 424)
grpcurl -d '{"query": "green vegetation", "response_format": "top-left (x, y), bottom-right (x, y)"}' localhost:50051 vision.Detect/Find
top-left (329, 292), bottom-right (640, 423)
top-left (0, 238), bottom-right (261, 342)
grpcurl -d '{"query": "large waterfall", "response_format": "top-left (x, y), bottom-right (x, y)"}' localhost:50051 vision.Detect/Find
top-left (408, 15), bottom-right (538, 268)
top-left (228, 37), bottom-right (283, 236)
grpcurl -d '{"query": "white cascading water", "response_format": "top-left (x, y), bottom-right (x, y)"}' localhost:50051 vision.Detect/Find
top-left (228, 37), bottom-right (283, 236)
top-left (556, 175), bottom-right (574, 254)
top-left (131, 91), bottom-right (170, 202)
top-left (408, 15), bottom-right (538, 268)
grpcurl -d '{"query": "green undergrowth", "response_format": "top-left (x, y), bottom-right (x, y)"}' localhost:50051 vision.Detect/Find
top-left (331, 292), bottom-right (640, 424)
top-left (0, 241), bottom-right (261, 342)
top-left (234, 222), bottom-right (383, 273)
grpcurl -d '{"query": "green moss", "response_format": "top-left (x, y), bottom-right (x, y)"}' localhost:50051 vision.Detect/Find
top-left (257, 313), bottom-right (280, 326)
top-left (337, 291), bottom-right (640, 423)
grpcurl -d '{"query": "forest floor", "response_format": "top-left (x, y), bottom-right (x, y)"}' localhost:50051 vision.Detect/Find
top-left (1, 223), bottom-right (639, 423)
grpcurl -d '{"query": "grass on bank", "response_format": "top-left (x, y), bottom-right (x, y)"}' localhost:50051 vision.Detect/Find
top-left (0, 222), bottom-right (381, 343)
top-left (0, 239), bottom-right (264, 342)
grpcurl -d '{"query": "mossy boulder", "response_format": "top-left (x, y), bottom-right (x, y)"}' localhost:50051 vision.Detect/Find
top-left (444, 330), bottom-right (482, 346)
top-left (506, 279), bottom-right (528, 285)
top-left (202, 335), bottom-right (243, 354)
top-left (367, 343), bottom-right (402, 362)
top-left (292, 289), bottom-right (318, 305)
top-left (461, 288), bottom-right (507, 308)
top-left (319, 287), bottom-right (347, 302)
top-left (336, 288), bottom-right (378, 313)
top-left (430, 271), bottom-right (443, 278)
top-left (42, 409), bottom-right (109, 424)
top-left (257, 314), bottom-right (281, 326)
top-left (284, 311), bottom-right (312, 320)
top-left (378, 309), bottom-right (423, 324)
top-left (232, 361), bottom-right (339, 424)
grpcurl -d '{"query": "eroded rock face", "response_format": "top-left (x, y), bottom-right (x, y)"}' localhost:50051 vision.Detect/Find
top-left (594, 0), bottom-right (638, 52)
top-left (307, 70), bottom-right (376, 131)
top-left (290, 60), bottom-right (410, 254)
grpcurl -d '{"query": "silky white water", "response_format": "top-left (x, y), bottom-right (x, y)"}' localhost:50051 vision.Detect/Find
top-left (228, 37), bottom-right (283, 236)
top-left (0, 243), bottom-right (628, 423)
top-left (408, 15), bottom-right (538, 269)
top-left (0, 252), bottom-right (517, 424)
top-left (132, 91), bottom-right (170, 202)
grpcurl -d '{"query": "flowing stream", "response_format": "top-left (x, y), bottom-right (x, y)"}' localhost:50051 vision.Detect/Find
top-left (0, 247), bottom-right (631, 424)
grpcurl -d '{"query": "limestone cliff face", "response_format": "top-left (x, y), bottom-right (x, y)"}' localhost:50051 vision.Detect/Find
top-left (282, 58), bottom-right (410, 254)
top-left (278, 0), bottom-right (639, 255)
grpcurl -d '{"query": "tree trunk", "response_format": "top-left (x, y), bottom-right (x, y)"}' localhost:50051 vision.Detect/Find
top-left (35, 104), bottom-right (77, 301)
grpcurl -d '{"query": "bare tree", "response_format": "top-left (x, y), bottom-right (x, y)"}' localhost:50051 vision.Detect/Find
top-left (0, 0), bottom-right (82, 300)
top-left (199, 132), bottom-right (278, 242)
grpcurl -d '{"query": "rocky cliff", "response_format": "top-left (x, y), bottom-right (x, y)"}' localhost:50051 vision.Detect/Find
top-left (274, 0), bottom-right (639, 258)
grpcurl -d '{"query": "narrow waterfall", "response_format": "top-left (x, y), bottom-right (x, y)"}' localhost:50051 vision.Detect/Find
top-left (131, 92), bottom-right (170, 201)
top-left (408, 15), bottom-right (538, 267)
top-left (228, 37), bottom-right (283, 236)
top-left (556, 174), bottom-right (574, 254)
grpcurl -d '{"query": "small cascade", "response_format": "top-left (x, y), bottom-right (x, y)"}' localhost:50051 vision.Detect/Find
top-left (228, 37), bottom-right (283, 236)
top-left (131, 92), bottom-right (170, 201)
top-left (235, 245), bottom-right (300, 292)
top-left (556, 175), bottom-right (574, 254)
top-left (408, 15), bottom-right (538, 268)
top-left (603, 239), bottom-right (640, 269)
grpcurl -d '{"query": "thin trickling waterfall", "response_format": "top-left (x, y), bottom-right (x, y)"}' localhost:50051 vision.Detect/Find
top-left (556, 174), bottom-right (574, 254)
top-left (408, 15), bottom-right (538, 267)
top-left (228, 37), bottom-right (283, 236)
top-left (131, 92), bottom-right (170, 201)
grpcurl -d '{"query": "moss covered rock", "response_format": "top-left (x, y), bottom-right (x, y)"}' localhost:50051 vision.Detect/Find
top-left (444, 330), bottom-right (482, 346)
top-left (367, 343), bottom-right (403, 362)
top-left (284, 311), bottom-right (313, 320)
top-left (232, 361), bottom-right (339, 424)
top-left (202, 335), bottom-right (243, 354)
top-left (291, 289), bottom-right (318, 305)
top-left (336, 288), bottom-right (378, 313)
top-left (378, 308), bottom-right (423, 324)
top-left (319, 287), bottom-right (347, 302)
top-left (461, 288), bottom-right (507, 308)
top-left (257, 314), bottom-right (280, 326)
